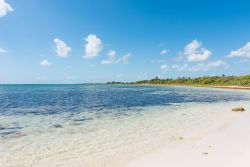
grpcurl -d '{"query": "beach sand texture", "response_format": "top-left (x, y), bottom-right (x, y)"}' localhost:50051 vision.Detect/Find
top-left (122, 104), bottom-right (250, 167)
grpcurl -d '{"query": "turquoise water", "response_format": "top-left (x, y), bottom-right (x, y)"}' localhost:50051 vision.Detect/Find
top-left (0, 84), bottom-right (248, 137)
top-left (1, 84), bottom-right (250, 166)
top-left (0, 84), bottom-right (248, 116)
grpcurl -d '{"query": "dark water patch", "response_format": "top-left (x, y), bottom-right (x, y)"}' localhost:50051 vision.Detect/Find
top-left (113, 112), bottom-right (131, 117)
top-left (70, 122), bottom-right (83, 126)
top-left (74, 117), bottom-right (93, 122)
top-left (1, 131), bottom-right (26, 139)
top-left (6, 126), bottom-right (22, 130)
top-left (1, 131), bottom-right (17, 137)
top-left (52, 124), bottom-right (63, 128)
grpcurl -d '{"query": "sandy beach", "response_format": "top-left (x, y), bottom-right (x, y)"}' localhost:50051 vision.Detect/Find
top-left (2, 0), bottom-right (250, 166)
top-left (121, 103), bottom-right (250, 167)
top-left (1, 85), bottom-right (250, 167)
top-left (138, 84), bottom-right (250, 90)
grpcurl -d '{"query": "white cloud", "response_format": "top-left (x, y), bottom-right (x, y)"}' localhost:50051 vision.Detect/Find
top-left (107, 50), bottom-right (116, 59)
top-left (160, 64), bottom-right (171, 73)
top-left (0, 48), bottom-right (7, 53)
top-left (150, 59), bottom-right (167, 63)
top-left (171, 64), bottom-right (180, 69)
top-left (40, 59), bottom-right (52, 66)
top-left (160, 64), bottom-right (169, 72)
top-left (0, 0), bottom-right (13, 17)
top-left (84, 34), bottom-right (103, 59)
top-left (160, 64), bottom-right (168, 70)
top-left (101, 51), bottom-right (131, 64)
top-left (176, 64), bottom-right (189, 71)
top-left (184, 40), bottom-right (212, 62)
top-left (228, 42), bottom-right (250, 58)
top-left (160, 49), bottom-right (169, 55)
top-left (170, 60), bottom-right (227, 72)
top-left (190, 60), bottom-right (227, 71)
top-left (118, 53), bottom-right (131, 64)
top-left (101, 50), bottom-right (116, 64)
top-left (54, 38), bottom-right (71, 57)
top-left (101, 60), bottom-right (112, 65)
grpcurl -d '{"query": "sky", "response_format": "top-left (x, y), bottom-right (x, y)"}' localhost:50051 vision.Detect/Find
top-left (1, 0), bottom-right (250, 83)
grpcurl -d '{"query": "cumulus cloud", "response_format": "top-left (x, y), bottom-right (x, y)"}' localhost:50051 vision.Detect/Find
top-left (54, 38), bottom-right (71, 57)
top-left (184, 40), bottom-right (212, 62)
top-left (0, 48), bottom-right (7, 53)
top-left (160, 49), bottom-right (169, 55)
top-left (170, 60), bottom-right (227, 72)
top-left (228, 42), bottom-right (250, 58)
top-left (40, 59), bottom-right (52, 66)
top-left (101, 51), bottom-right (131, 64)
top-left (84, 34), bottom-right (103, 59)
top-left (0, 0), bottom-right (13, 17)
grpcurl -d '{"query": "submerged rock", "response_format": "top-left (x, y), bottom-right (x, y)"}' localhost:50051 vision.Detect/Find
top-left (178, 137), bottom-right (184, 140)
top-left (74, 118), bottom-right (93, 122)
top-left (232, 107), bottom-right (245, 112)
top-left (52, 124), bottom-right (63, 128)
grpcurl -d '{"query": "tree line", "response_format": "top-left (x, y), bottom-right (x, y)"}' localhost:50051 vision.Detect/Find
top-left (107, 74), bottom-right (250, 86)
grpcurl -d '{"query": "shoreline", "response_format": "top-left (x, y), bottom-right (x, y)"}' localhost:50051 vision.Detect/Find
top-left (120, 101), bottom-right (250, 167)
top-left (1, 87), bottom-right (250, 167)
top-left (125, 84), bottom-right (250, 90)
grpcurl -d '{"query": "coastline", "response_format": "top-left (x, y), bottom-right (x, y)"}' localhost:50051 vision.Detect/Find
top-left (128, 84), bottom-right (250, 90)
top-left (120, 101), bottom-right (250, 167)
top-left (1, 86), bottom-right (250, 167)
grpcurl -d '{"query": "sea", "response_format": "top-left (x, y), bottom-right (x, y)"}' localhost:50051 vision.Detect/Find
top-left (0, 84), bottom-right (250, 167)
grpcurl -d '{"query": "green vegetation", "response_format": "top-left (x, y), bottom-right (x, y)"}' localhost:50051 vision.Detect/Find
top-left (107, 75), bottom-right (250, 86)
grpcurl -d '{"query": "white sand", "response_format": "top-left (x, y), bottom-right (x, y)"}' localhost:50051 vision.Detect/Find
top-left (121, 106), bottom-right (250, 167)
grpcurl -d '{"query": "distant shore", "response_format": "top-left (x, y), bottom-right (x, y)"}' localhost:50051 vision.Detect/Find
top-left (210, 85), bottom-right (250, 90)
top-left (109, 83), bottom-right (250, 90)
top-left (107, 74), bottom-right (250, 90)
top-left (135, 84), bottom-right (250, 90)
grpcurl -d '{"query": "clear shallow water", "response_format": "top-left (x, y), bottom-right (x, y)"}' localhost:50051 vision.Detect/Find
top-left (1, 84), bottom-right (250, 166)
top-left (0, 84), bottom-right (248, 116)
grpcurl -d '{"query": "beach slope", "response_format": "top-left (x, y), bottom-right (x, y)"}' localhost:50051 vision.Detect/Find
top-left (122, 107), bottom-right (250, 167)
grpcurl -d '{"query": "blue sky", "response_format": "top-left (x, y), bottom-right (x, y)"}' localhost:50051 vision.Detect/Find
top-left (1, 0), bottom-right (250, 83)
